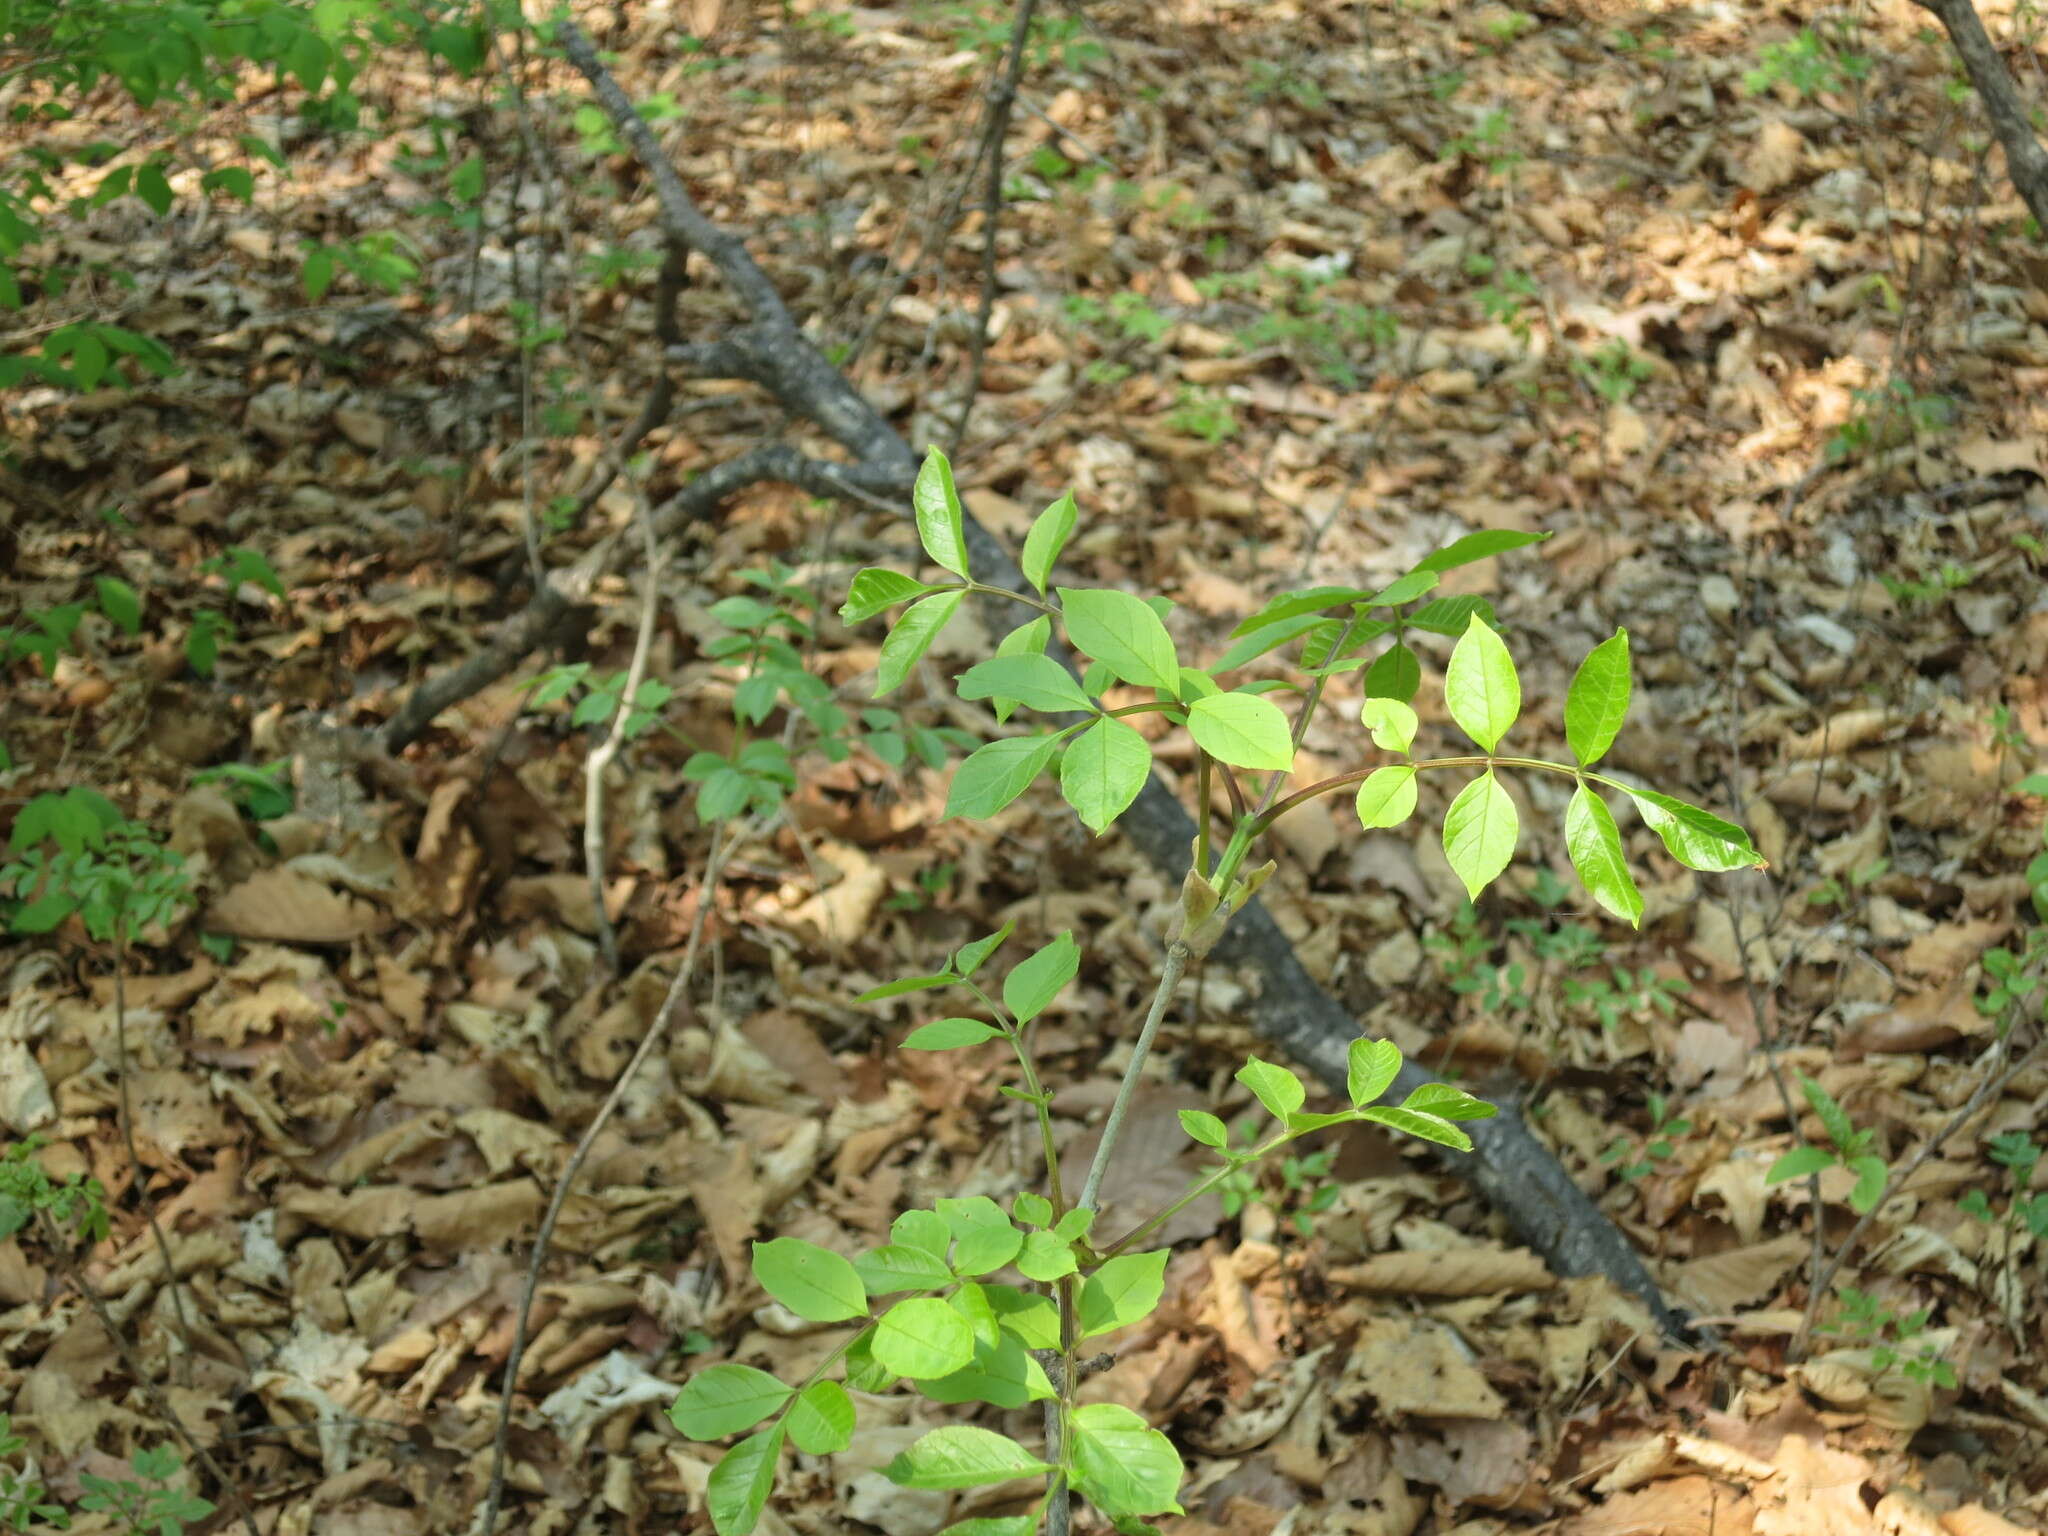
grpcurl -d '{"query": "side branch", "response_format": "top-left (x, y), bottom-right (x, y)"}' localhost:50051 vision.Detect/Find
top-left (1916, 0), bottom-right (2048, 231)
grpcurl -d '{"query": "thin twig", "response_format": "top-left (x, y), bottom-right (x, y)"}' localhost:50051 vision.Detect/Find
top-left (1914, 0), bottom-right (2048, 231)
top-left (582, 494), bottom-right (663, 975)
top-left (38, 1212), bottom-right (261, 1536)
top-left (1794, 1030), bottom-right (2045, 1354)
top-left (109, 934), bottom-right (196, 1375)
top-left (947, 0), bottom-right (1042, 456)
top-left (476, 820), bottom-right (736, 1536)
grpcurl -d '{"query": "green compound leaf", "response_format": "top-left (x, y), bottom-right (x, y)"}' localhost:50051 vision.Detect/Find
top-left (1230, 586), bottom-right (1375, 636)
top-left (1060, 717), bottom-right (1152, 834)
top-left (94, 576), bottom-right (141, 636)
top-left (953, 921), bottom-right (1014, 978)
top-left (1443, 614), bottom-right (1520, 753)
top-left (752, 1237), bottom-right (867, 1323)
top-left (913, 445), bottom-right (971, 579)
top-left (1565, 784), bottom-right (1643, 928)
top-left (1347, 1037), bottom-right (1402, 1107)
top-left (1004, 931), bottom-right (1080, 1025)
top-left (1359, 697), bottom-right (1417, 753)
top-left (948, 733), bottom-right (1061, 820)
top-left (1625, 788), bottom-right (1763, 873)
top-left (902, 1017), bottom-right (1004, 1050)
top-left (707, 1425), bottom-right (783, 1536)
top-left (984, 1284), bottom-right (1060, 1349)
top-left (1078, 1250), bottom-right (1169, 1339)
top-left (1367, 569), bottom-right (1440, 606)
top-left (1187, 692), bottom-right (1295, 771)
top-left (939, 1518), bottom-right (1037, 1536)
top-left (1412, 527), bottom-right (1548, 574)
top-left (1237, 1056), bottom-right (1306, 1121)
top-left (1564, 629), bottom-right (1631, 767)
top-left (1407, 593), bottom-right (1496, 637)
top-left (939, 1195), bottom-right (1025, 1275)
top-left (885, 1426), bottom-right (1052, 1491)
top-left (1012, 1191), bottom-right (1054, 1227)
top-left (1016, 1229), bottom-right (1078, 1282)
top-left (854, 973), bottom-right (955, 1004)
top-left (1179, 1109), bottom-right (1228, 1147)
top-left (1069, 1402), bottom-right (1187, 1518)
top-left (1357, 1105), bottom-right (1473, 1152)
top-left (1400, 1082), bottom-right (1496, 1121)
top-left (1797, 1071), bottom-right (1858, 1151)
top-left (1355, 765), bottom-right (1418, 830)
top-left (1058, 588), bottom-right (1180, 693)
top-left (855, 1244), bottom-right (955, 1295)
top-left (845, 1329), bottom-right (890, 1392)
top-left (892, 1208), bottom-right (952, 1258)
top-left (956, 654), bottom-right (1095, 715)
top-left (1021, 490), bottom-right (1077, 596)
top-left (787, 1381), bottom-right (856, 1456)
top-left (875, 590), bottom-right (964, 697)
top-left (1210, 613), bottom-right (1328, 673)
top-left (668, 1364), bottom-right (792, 1441)
top-left (917, 1329), bottom-right (1057, 1408)
top-left (1766, 1145), bottom-right (1837, 1185)
top-left (1442, 770), bottom-right (1518, 901)
top-left (1363, 641), bottom-right (1421, 703)
top-left (874, 1296), bottom-right (975, 1379)
top-left (1846, 1154), bottom-right (1888, 1213)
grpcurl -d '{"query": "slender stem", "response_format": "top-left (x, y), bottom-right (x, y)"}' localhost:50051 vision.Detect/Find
top-left (1252, 612), bottom-right (1365, 818)
top-left (1217, 760), bottom-right (1247, 822)
top-left (967, 581), bottom-right (1057, 615)
top-left (947, 0), bottom-right (1042, 456)
top-left (966, 979), bottom-right (1067, 1216)
top-left (1254, 753), bottom-right (1583, 833)
top-left (1076, 942), bottom-right (1193, 1215)
top-left (1195, 754), bottom-right (1213, 872)
top-left (481, 822), bottom-right (735, 1536)
top-left (1097, 1125), bottom-right (1302, 1261)
top-left (1792, 1030), bottom-right (2044, 1356)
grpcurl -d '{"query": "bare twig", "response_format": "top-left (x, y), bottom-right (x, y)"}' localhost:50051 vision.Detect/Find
top-left (1794, 1030), bottom-right (2045, 1354)
top-left (582, 494), bottom-right (663, 975)
top-left (476, 821), bottom-right (738, 1536)
top-left (948, 0), bottom-right (1043, 455)
top-left (107, 939), bottom-right (196, 1375)
top-left (1914, 0), bottom-right (2048, 231)
top-left (38, 1212), bottom-right (261, 1536)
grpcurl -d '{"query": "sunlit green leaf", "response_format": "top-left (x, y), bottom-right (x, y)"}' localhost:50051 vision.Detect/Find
top-left (913, 445), bottom-right (971, 578)
top-left (1564, 630), bottom-right (1630, 767)
top-left (1441, 770), bottom-right (1517, 900)
top-left (1565, 784), bottom-right (1643, 927)
top-left (1443, 614), bottom-right (1520, 752)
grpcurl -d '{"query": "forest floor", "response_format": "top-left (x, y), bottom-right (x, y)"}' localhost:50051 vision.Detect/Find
top-left (4, 0), bottom-right (2048, 1531)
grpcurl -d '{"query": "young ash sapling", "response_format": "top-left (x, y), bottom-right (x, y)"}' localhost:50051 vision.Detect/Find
top-left (666, 447), bottom-right (1765, 1536)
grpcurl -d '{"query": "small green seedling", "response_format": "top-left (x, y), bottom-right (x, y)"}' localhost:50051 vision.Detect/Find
top-left (1601, 1093), bottom-right (1692, 1182)
top-left (1815, 1286), bottom-right (1955, 1388)
top-left (1765, 1071), bottom-right (1885, 1213)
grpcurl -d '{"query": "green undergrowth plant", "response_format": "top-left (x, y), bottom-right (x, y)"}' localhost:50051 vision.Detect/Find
top-left (0, 787), bottom-right (190, 942)
top-left (1427, 883), bottom-right (1689, 1035)
top-left (664, 446), bottom-right (1763, 1536)
top-left (1215, 1133), bottom-right (1341, 1237)
top-left (0, 1405), bottom-right (214, 1536)
top-left (1765, 1070), bottom-right (1886, 1213)
top-left (1601, 1093), bottom-right (1693, 1183)
top-left (1814, 1286), bottom-right (1955, 1388)
top-left (524, 560), bottom-right (975, 820)
top-left (0, 0), bottom-right (506, 389)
